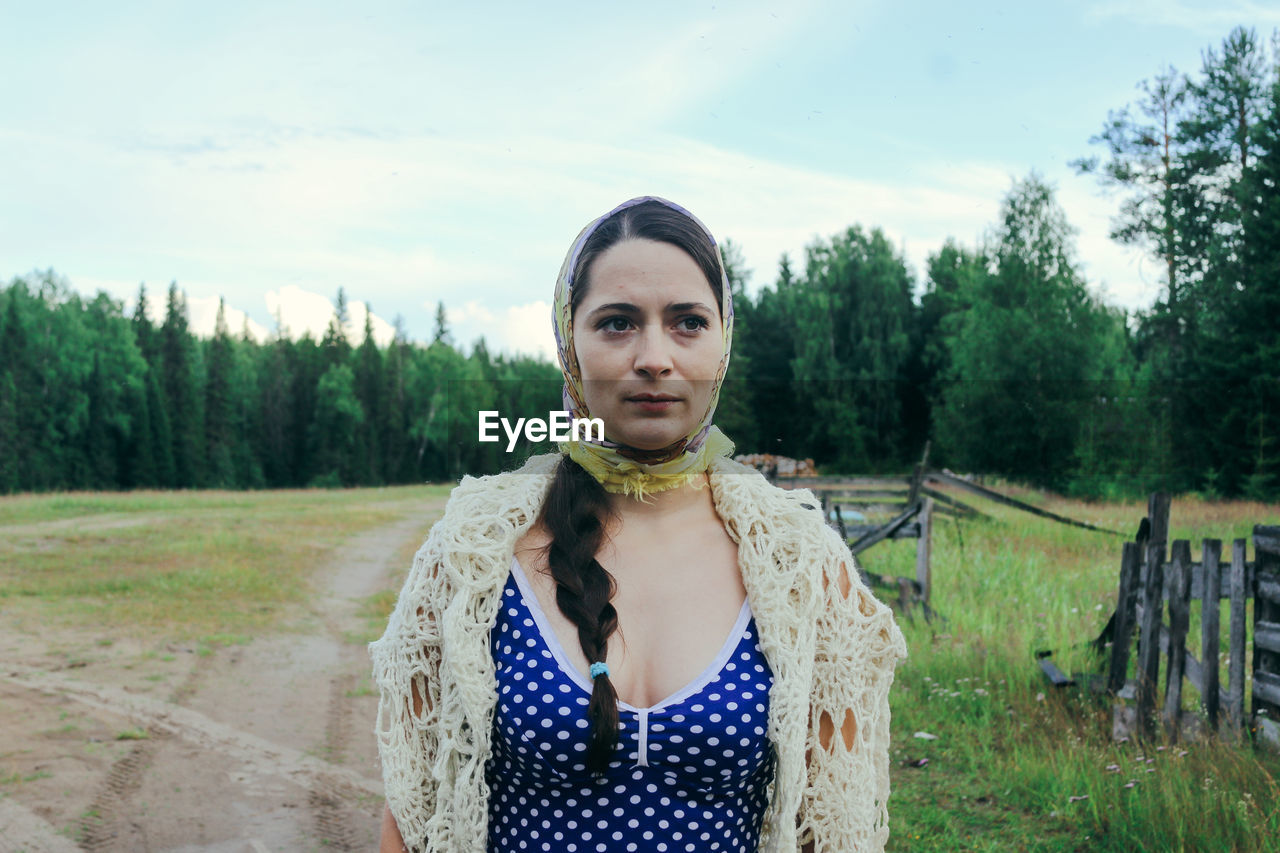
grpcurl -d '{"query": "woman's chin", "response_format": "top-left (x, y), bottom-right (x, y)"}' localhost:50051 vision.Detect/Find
top-left (606, 426), bottom-right (688, 452)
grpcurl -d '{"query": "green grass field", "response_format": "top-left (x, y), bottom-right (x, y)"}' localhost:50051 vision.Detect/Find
top-left (0, 485), bottom-right (449, 640)
top-left (1, 483), bottom-right (1277, 850)
top-left (871, 489), bottom-right (1280, 852)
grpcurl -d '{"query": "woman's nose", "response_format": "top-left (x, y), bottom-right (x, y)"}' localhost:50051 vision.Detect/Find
top-left (632, 326), bottom-right (674, 378)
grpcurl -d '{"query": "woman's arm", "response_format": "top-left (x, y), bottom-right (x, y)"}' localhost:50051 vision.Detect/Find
top-left (378, 676), bottom-right (428, 852)
top-left (370, 526), bottom-right (444, 853)
top-left (380, 803), bottom-right (409, 852)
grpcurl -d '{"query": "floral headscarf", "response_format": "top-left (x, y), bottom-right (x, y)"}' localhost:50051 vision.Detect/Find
top-left (553, 196), bottom-right (735, 499)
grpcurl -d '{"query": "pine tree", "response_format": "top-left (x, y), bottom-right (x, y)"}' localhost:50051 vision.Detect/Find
top-left (1234, 69), bottom-right (1280, 498)
top-left (1176, 27), bottom-right (1273, 494)
top-left (0, 287), bottom-right (31, 490)
top-left (433, 301), bottom-right (450, 346)
top-left (353, 305), bottom-right (384, 484)
top-left (322, 287), bottom-right (352, 367)
top-left (0, 371), bottom-right (18, 493)
top-left (161, 282), bottom-right (203, 487)
top-left (204, 298), bottom-right (236, 487)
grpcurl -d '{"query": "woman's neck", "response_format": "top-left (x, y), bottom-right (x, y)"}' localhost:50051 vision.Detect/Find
top-left (605, 472), bottom-right (715, 523)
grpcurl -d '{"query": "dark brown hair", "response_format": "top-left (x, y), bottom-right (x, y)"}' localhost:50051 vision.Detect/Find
top-left (541, 199), bottom-right (722, 773)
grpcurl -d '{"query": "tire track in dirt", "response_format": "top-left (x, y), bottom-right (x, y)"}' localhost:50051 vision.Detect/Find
top-left (76, 661), bottom-right (208, 852)
top-left (309, 673), bottom-right (362, 851)
top-left (2, 658), bottom-right (383, 803)
top-left (0, 502), bottom-right (438, 851)
top-left (302, 512), bottom-right (433, 851)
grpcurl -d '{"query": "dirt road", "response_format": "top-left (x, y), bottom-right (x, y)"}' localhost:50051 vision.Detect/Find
top-left (0, 507), bottom-right (440, 852)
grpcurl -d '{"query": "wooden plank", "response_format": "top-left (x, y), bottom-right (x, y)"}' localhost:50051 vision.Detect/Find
top-left (1133, 602), bottom-right (1229, 709)
top-left (916, 498), bottom-right (934, 606)
top-left (1037, 654), bottom-right (1076, 687)
top-left (1256, 524), bottom-right (1280, 724)
top-left (1258, 577), bottom-right (1280, 606)
top-left (1147, 492), bottom-right (1171, 549)
top-left (848, 502), bottom-right (921, 556)
top-left (776, 476), bottom-right (911, 489)
top-left (1163, 541), bottom-right (1192, 738)
top-left (1228, 539), bottom-right (1248, 731)
top-left (841, 503), bottom-right (918, 518)
top-left (1254, 671), bottom-right (1280, 710)
top-left (925, 470), bottom-right (1124, 535)
top-left (1254, 526), bottom-right (1280, 556)
top-left (918, 485), bottom-right (984, 518)
top-left (828, 489), bottom-right (913, 501)
top-left (907, 442), bottom-right (930, 506)
top-left (1108, 542), bottom-right (1142, 695)
top-left (1201, 540), bottom-right (1222, 730)
top-left (844, 523), bottom-right (921, 540)
top-left (1188, 560), bottom-right (1256, 601)
top-left (1256, 620), bottom-right (1280, 655)
top-left (1136, 543), bottom-right (1166, 737)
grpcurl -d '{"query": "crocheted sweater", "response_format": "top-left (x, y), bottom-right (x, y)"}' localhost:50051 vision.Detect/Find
top-left (369, 453), bottom-right (908, 852)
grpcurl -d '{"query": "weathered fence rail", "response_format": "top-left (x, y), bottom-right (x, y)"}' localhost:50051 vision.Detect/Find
top-left (770, 445), bottom-right (1126, 622)
top-left (771, 445), bottom-right (941, 618)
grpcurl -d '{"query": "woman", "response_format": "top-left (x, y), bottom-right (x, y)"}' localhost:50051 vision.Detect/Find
top-left (371, 197), bottom-right (907, 852)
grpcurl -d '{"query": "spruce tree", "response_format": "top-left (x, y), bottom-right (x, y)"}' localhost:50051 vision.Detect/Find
top-left (161, 282), bottom-right (203, 487)
top-left (204, 298), bottom-right (236, 487)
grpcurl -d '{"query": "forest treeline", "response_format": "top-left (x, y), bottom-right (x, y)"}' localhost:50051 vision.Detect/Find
top-left (1, 26), bottom-right (1278, 499)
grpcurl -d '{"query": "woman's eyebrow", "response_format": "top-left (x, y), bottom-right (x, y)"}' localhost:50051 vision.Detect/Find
top-left (585, 301), bottom-right (714, 320)
top-left (666, 302), bottom-right (714, 314)
top-left (586, 302), bottom-right (640, 320)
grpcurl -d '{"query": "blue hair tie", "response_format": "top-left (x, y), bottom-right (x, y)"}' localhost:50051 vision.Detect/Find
top-left (589, 661), bottom-right (610, 679)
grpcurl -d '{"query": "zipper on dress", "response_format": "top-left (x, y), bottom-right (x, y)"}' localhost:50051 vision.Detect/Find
top-left (636, 707), bottom-right (650, 767)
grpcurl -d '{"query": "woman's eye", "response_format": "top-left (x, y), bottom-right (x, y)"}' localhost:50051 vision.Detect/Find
top-left (679, 316), bottom-right (709, 332)
top-left (601, 317), bottom-right (632, 333)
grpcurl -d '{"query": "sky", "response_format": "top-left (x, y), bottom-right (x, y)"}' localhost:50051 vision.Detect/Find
top-left (3, 0), bottom-right (1279, 360)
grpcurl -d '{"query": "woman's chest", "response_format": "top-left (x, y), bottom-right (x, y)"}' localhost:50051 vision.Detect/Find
top-left (520, 534), bottom-right (747, 710)
top-left (489, 574), bottom-right (774, 789)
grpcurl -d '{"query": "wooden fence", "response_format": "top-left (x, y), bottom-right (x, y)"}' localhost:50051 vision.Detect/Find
top-left (770, 447), bottom-right (947, 618)
top-left (1102, 493), bottom-right (1280, 748)
top-left (769, 444), bottom-right (1121, 620)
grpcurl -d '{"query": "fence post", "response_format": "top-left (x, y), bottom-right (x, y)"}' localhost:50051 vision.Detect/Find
top-left (1201, 539), bottom-right (1222, 731)
top-left (915, 497), bottom-right (933, 607)
top-left (1163, 541), bottom-right (1191, 739)
top-left (1137, 543), bottom-right (1166, 738)
top-left (1141, 492), bottom-right (1171, 589)
top-left (1253, 525), bottom-right (1280, 750)
top-left (907, 441), bottom-right (930, 506)
top-left (1228, 539), bottom-right (1249, 734)
top-left (1108, 542), bottom-right (1142, 695)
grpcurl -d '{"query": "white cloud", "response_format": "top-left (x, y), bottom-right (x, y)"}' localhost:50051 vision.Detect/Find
top-left (263, 284), bottom-right (395, 346)
top-left (186, 294), bottom-right (271, 342)
top-left (44, 124), bottom-right (1160, 350)
top-left (447, 300), bottom-right (557, 362)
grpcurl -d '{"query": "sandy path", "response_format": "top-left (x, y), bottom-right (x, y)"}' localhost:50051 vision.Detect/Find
top-left (0, 504), bottom-right (440, 853)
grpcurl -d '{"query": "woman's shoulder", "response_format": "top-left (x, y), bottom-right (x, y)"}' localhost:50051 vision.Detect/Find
top-left (403, 453), bottom-right (560, 591)
top-left (437, 452), bottom-right (561, 520)
top-left (708, 455), bottom-right (831, 536)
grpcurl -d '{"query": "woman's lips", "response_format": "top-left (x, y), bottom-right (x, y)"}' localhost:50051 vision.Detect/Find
top-left (625, 394), bottom-right (680, 413)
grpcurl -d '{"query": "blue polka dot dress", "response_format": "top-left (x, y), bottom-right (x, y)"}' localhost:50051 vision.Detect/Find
top-left (484, 558), bottom-right (775, 853)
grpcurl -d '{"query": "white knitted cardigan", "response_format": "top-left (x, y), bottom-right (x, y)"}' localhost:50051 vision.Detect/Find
top-left (370, 452), bottom-right (908, 852)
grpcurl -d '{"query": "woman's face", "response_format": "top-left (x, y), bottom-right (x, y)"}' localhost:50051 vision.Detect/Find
top-left (572, 238), bottom-right (724, 451)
